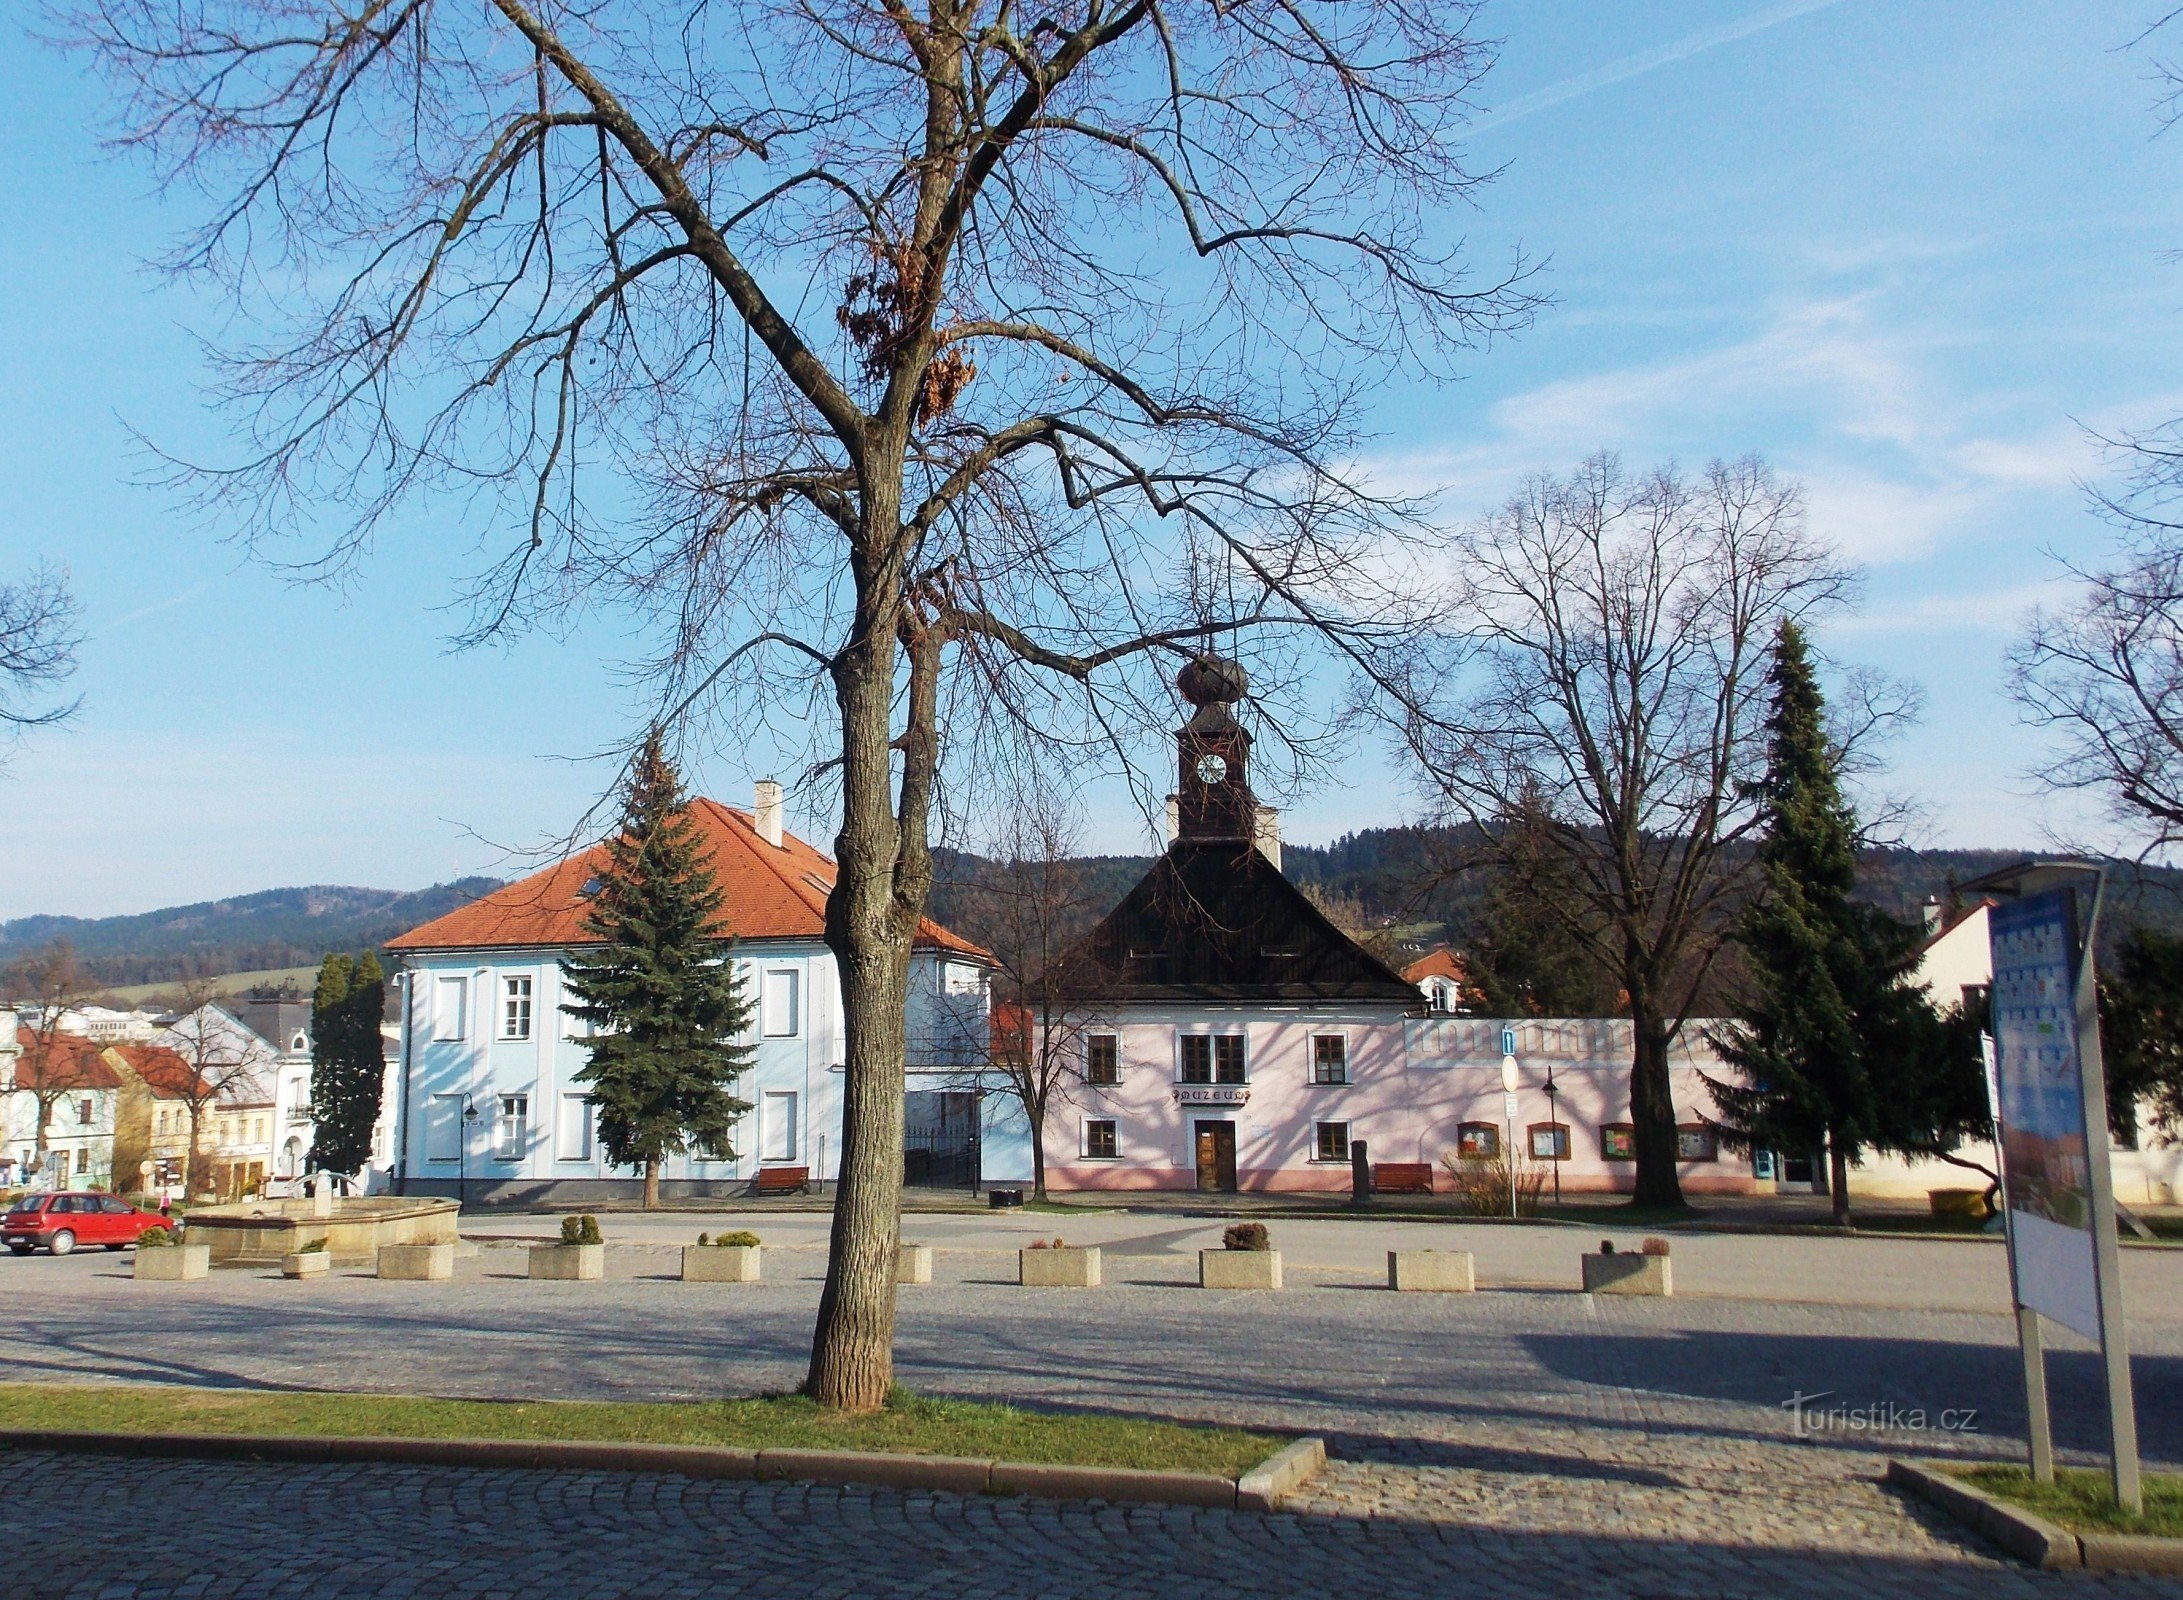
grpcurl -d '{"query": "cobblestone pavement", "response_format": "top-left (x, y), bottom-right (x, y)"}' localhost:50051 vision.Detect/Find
top-left (6, 1232), bottom-right (2183, 1597)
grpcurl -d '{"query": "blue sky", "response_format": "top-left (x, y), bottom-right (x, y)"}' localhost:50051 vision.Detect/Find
top-left (3, 0), bottom-right (2181, 919)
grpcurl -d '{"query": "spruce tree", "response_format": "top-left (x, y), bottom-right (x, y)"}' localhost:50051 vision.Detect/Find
top-left (1706, 621), bottom-right (1979, 1225)
top-left (562, 734), bottom-right (754, 1208)
top-left (309, 952), bottom-right (387, 1181)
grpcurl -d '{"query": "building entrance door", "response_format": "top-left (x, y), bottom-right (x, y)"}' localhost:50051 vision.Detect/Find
top-left (1194, 1121), bottom-right (1237, 1192)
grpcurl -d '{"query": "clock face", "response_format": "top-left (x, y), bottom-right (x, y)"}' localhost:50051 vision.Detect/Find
top-left (1194, 753), bottom-right (1229, 785)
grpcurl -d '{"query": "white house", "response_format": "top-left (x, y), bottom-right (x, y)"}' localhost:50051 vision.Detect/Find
top-left (1826, 896), bottom-right (2183, 1208)
top-left (1, 1018), bottom-right (120, 1192)
top-left (383, 784), bottom-right (1017, 1203)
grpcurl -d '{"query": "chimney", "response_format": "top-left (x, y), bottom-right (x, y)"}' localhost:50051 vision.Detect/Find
top-left (1254, 804), bottom-right (1281, 870)
top-left (1164, 794), bottom-right (1180, 845)
top-left (1921, 895), bottom-right (1942, 934)
top-left (753, 779), bottom-right (785, 849)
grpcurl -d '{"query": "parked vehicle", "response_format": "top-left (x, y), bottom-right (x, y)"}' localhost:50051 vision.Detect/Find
top-left (2, 1192), bottom-right (173, 1256)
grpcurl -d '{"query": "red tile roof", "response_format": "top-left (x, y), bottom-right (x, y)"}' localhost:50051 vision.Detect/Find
top-left (386, 797), bottom-right (992, 960)
top-left (1402, 948), bottom-right (1470, 987)
top-left (106, 1043), bottom-right (212, 1100)
top-left (11, 1029), bottom-right (123, 1092)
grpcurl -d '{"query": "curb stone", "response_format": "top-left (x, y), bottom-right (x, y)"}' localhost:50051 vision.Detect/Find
top-left (1887, 1459), bottom-right (2089, 1570)
top-left (0, 1428), bottom-right (1325, 1512)
top-left (1237, 1437), bottom-right (1327, 1512)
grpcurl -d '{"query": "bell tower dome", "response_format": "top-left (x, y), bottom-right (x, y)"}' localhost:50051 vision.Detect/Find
top-left (1174, 654), bottom-right (1254, 842)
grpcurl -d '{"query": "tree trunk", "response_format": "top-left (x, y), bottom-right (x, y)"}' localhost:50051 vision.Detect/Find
top-left (1029, 1101), bottom-right (1047, 1202)
top-left (807, 548), bottom-right (914, 1413)
top-left (1628, 1010), bottom-right (1686, 1209)
top-left (643, 1158), bottom-right (661, 1210)
top-left (1828, 1134), bottom-right (1852, 1228)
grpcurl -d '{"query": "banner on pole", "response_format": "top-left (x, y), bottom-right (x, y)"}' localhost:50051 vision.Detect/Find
top-left (1989, 890), bottom-right (2102, 1340)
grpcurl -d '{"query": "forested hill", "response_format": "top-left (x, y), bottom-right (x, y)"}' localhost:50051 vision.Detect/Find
top-left (16, 832), bottom-right (2183, 993)
top-left (0, 880), bottom-right (505, 987)
top-left (1274, 829), bottom-right (2183, 947)
top-left (929, 829), bottom-right (2183, 960)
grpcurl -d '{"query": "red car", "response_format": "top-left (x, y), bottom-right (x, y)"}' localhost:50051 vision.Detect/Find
top-left (3, 1191), bottom-right (173, 1256)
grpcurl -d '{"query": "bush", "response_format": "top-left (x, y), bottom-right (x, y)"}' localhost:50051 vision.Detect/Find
top-left (137, 1226), bottom-right (177, 1248)
top-left (1598, 1238), bottom-right (1615, 1256)
top-left (560, 1214), bottom-right (603, 1246)
top-left (1026, 1237), bottom-right (1067, 1250)
top-left (1640, 1236), bottom-right (1671, 1258)
top-left (1222, 1222), bottom-right (1270, 1252)
top-left (1440, 1149), bottom-right (1546, 1218)
top-left (704, 1230), bottom-right (760, 1248)
top-left (299, 1237), bottom-right (329, 1254)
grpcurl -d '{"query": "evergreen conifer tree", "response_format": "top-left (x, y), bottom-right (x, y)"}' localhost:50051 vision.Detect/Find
top-left (309, 951), bottom-right (388, 1181)
top-left (562, 734), bottom-right (754, 1208)
top-left (1706, 621), bottom-right (1979, 1225)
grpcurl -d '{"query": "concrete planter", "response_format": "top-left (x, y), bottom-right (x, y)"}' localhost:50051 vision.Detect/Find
top-left (682, 1245), bottom-right (761, 1283)
top-left (1387, 1249), bottom-right (1475, 1292)
top-left (1582, 1252), bottom-right (1671, 1296)
top-left (896, 1243), bottom-right (932, 1285)
top-left (1019, 1246), bottom-right (1102, 1288)
top-left (281, 1251), bottom-right (332, 1279)
top-left (1199, 1249), bottom-right (1282, 1290)
top-left (378, 1242), bottom-right (455, 1281)
top-left (528, 1243), bottom-right (605, 1281)
top-left (133, 1244), bottom-right (210, 1282)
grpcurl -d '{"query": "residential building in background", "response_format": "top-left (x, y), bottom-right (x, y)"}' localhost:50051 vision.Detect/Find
top-left (1, 1021), bottom-right (119, 1191)
top-left (384, 786), bottom-right (1007, 1203)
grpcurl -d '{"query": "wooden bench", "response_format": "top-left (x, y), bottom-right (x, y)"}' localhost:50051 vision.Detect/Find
top-left (1372, 1162), bottom-right (1435, 1195)
top-left (752, 1165), bottom-right (810, 1196)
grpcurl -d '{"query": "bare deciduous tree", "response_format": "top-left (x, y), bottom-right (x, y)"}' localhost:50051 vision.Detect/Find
top-left (952, 789), bottom-right (1116, 1201)
top-left (0, 564), bottom-right (81, 750)
top-left (146, 981), bottom-right (270, 1195)
top-left (1392, 454), bottom-right (1855, 1208)
top-left (2014, 16), bottom-right (2183, 850)
top-left (2010, 525), bottom-right (2183, 851)
top-left (64, 0), bottom-right (1532, 1408)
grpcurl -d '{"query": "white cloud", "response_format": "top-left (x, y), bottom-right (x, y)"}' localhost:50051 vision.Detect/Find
top-left (1363, 294), bottom-right (2126, 569)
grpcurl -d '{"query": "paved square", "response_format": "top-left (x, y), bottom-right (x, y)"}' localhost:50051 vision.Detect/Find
top-left (6, 1211), bottom-right (2183, 1598)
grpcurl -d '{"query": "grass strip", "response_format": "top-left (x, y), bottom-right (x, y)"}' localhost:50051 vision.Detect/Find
top-left (1949, 1464), bottom-right (2183, 1539)
top-left (0, 1385), bottom-right (1277, 1478)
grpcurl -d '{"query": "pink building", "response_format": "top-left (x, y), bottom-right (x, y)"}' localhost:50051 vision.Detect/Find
top-left (1040, 658), bottom-right (1753, 1197)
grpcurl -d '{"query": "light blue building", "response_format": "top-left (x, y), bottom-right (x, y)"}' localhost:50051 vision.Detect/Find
top-left (384, 784), bottom-right (1027, 1203)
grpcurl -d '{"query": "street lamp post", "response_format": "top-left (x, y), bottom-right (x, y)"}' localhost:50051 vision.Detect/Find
top-left (1499, 1038), bottom-right (1520, 1221)
top-left (460, 1095), bottom-right (479, 1204)
top-left (1543, 1066), bottom-right (1562, 1207)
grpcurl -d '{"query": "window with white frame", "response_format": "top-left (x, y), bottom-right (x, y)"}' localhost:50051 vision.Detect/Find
top-left (1315, 1121), bottom-right (1350, 1162)
top-left (1085, 1034), bottom-right (1119, 1085)
top-left (425, 1093), bottom-right (465, 1161)
top-left (762, 970), bottom-right (800, 1037)
top-left (500, 976), bottom-right (533, 1040)
top-left (1311, 1034), bottom-right (1348, 1085)
top-left (761, 1090), bottom-right (799, 1161)
top-left (555, 1093), bottom-right (593, 1161)
top-left (1084, 1119), bottom-right (1119, 1159)
top-left (494, 1094), bottom-right (529, 1160)
top-left (432, 976), bottom-right (469, 1041)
